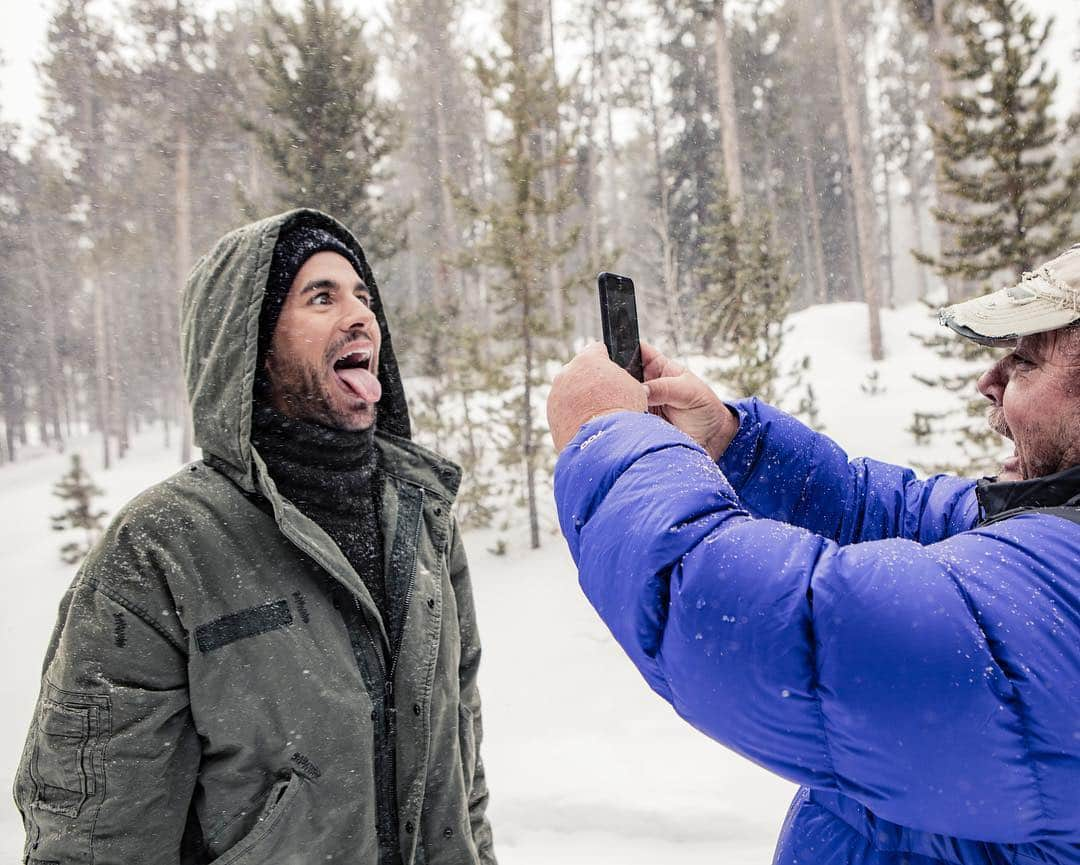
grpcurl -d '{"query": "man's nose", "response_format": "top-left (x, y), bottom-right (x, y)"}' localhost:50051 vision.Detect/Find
top-left (977, 361), bottom-right (1004, 405)
top-left (341, 295), bottom-right (377, 333)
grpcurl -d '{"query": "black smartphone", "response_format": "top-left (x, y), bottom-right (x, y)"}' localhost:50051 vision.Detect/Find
top-left (598, 272), bottom-right (643, 382)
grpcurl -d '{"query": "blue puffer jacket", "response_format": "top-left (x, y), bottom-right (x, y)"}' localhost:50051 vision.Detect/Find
top-left (554, 399), bottom-right (1080, 865)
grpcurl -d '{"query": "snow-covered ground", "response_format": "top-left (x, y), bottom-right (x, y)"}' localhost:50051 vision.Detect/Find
top-left (0, 302), bottom-right (1007, 863)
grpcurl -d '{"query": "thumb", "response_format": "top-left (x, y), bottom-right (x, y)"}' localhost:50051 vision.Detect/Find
top-left (644, 374), bottom-right (698, 409)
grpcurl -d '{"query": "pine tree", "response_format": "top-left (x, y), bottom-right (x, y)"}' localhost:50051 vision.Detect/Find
top-left (249, 0), bottom-right (406, 259)
top-left (693, 180), bottom-right (740, 353)
top-left (913, 0), bottom-right (1080, 476)
top-left (657, 0), bottom-right (724, 333)
top-left (408, 307), bottom-right (499, 530)
top-left (51, 454), bottom-right (107, 564)
top-left (694, 178), bottom-right (800, 404)
top-left (729, 215), bottom-right (801, 401)
top-left (456, 0), bottom-right (577, 550)
top-left (919, 0), bottom-right (1080, 284)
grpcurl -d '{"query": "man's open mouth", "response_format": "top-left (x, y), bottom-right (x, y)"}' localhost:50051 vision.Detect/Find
top-left (335, 347), bottom-right (372, 372)
top-left (332, 347), bottom-right (382, 403)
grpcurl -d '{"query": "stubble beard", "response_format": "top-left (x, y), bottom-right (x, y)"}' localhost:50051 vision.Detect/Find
top-left (987, 405), bottom-right (1079, 480)
top-left (267, 353), bottom-right (377, 432)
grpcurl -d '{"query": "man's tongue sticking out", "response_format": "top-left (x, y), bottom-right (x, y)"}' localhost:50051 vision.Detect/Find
top-left (337, 366), bottom-right (383, 403)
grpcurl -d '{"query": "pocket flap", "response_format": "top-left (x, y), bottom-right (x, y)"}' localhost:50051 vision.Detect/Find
top-left (40, 701), bottom-right (91, 738)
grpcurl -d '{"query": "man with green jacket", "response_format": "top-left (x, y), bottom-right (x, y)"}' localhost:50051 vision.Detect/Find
top-left (14, 209), bottom-right (496, 865)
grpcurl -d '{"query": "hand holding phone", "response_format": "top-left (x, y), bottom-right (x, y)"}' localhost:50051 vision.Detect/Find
top-left (598, 272), bottom-right (643, 382)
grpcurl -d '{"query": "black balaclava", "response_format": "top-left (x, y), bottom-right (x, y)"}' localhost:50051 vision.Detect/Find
top-left (252, 221), bottom-right (389, 626)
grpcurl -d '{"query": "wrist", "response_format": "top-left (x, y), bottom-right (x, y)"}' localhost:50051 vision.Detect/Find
top-left (704, 404), bottom-right (740, 462)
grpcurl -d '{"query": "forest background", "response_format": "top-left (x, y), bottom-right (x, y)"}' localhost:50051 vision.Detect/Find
top-left (3, 0), bottom-right (1080, 548)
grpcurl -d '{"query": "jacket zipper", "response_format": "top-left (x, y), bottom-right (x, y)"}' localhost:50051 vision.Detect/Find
top-left (370, 546), bottom-right (420, 864)
top-left (352, 597), bottom-right (401, 865)
top-left (389, 551), bottom-right (419, 685)
top-left (345, 484), bottom-right (425, 865)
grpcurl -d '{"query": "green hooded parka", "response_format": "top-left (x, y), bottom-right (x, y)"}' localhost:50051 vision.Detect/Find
top-left (14, 210), bottom-right (496, 865)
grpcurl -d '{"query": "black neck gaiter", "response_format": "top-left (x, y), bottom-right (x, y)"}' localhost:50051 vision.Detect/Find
top-left (251, 403), bottom-right (387, 622)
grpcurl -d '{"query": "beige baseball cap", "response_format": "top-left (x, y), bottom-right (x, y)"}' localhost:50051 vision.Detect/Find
top-left (939, 244), bottom-right (1080, 346)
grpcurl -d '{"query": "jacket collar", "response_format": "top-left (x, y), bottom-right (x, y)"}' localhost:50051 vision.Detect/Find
top-left (375, 431), bottom-right (461, 503)
top-left (976, 463), bottom-right (1080, 523)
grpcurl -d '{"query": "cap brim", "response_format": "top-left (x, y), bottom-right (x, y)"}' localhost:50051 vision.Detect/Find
top-left (939, 279), bottom-right (1080, 346)
top-left (940, 318), bottom-right (1018, 347)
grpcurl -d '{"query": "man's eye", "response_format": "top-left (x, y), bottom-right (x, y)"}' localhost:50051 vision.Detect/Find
top-left (356, 293), bottom-right (372, 307)
top-left (311, 291), bottom-right (332, 305)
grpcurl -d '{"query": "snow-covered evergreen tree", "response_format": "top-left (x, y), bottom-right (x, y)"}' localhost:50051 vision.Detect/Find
top-left (919, 0), bottom-right (1080, 284)
top-left (51, 454), bottom-right (107, 564)
top-left (694, 180), bottom-right (799, 405)
top-left (455, 0), bottom-right (577, 550)
top-left (248, 0), bottom-right (407, 259)
top-left (913, 0), bottom-right (1080, 476)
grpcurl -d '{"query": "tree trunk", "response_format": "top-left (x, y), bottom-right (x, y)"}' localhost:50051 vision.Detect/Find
top-left (29, 215), bottom-right (64, 447)
top-left (434, 57), bottom-right (460, 311)
top-left (803, 155), bottom-right (829, 303)
top-left (881, 157), bottom-right (897, 308)
top-left (714, 0), bottom-right (744, 223)
top-left (176, 119), bottom-right (194, 463)
top-left (598, 4), bottom-right (619, 255)
top-left (61, 361), bottom-right (73, 441)
top-left (761, 124), bottom-right (779, 218)
top-left (511, 0), bottom-right (542, 551)
top-left (645, 65), bottom-right (684, 352)
top-left (522, 290), bottom-right (540, 550)
top-left (827, 0), bottom-right (883, 359)
top-left (0, 359), bottom-right (18, 462)
top-left (474, 88), bottom-right (496, 337)
top-left (79, 76), bottom-right (112, 468)
top-left (544, 0), bottom-right (566, 344)
top-left (90, 272), bottom-right (111, 469)
top-left (796, 3), bottom-right (829, 304)
top-left (581, 12), bottom-right (601, 342)
top-left (924, 0), bottom-right (961, 302)
top-left (909, 173), bottom-right (931, 301)
top-left (105, 254), bottom-right (127, 460)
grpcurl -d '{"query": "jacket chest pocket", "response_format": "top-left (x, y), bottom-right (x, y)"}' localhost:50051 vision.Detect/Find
top-left (29, 694), bottom-right (109, 818)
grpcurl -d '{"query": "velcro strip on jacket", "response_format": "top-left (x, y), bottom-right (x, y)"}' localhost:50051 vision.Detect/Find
top-left (195, 599), bottom-right (293, 653)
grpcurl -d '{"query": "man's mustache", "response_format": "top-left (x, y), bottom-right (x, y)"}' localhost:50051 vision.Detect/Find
top-left (325, 327), bottom-right (374, 363)
top-left (987, 406), bottom-right (1010, 439)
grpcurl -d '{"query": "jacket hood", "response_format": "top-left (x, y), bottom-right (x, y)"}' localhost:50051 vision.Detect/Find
top-left (180, 209), bottom-right (411, 488)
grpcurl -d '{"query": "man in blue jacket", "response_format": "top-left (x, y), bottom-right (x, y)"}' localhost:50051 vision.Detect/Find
top-left (546, 246), bottom-right (1080, 865)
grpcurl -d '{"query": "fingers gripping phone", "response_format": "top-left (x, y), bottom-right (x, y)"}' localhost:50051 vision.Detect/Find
top-left (598, 272), bottom-right (644, 382)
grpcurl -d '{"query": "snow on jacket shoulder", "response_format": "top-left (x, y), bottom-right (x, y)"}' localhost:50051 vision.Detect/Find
top-left (554, 400), bottom-right (1080, 865)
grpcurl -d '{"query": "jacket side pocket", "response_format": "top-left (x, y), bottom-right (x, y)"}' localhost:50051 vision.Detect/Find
top-left (28, 687), bottom-right (110, 819)
top-left (208, 772), bottom-right (304, 865)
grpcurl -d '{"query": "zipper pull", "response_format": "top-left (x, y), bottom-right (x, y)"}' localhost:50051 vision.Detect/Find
top-left (385, 679), bottom-right (394, 701)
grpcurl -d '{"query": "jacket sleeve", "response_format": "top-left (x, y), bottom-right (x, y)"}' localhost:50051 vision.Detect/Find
top-left (14, 526), bottom-right (199, 864)
top-left (448, 518), bottom-right (496, 864)
top-left (719, 398), bottom-right (978, 544)
top-left (555, 411), bottom-right (1080, 844)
